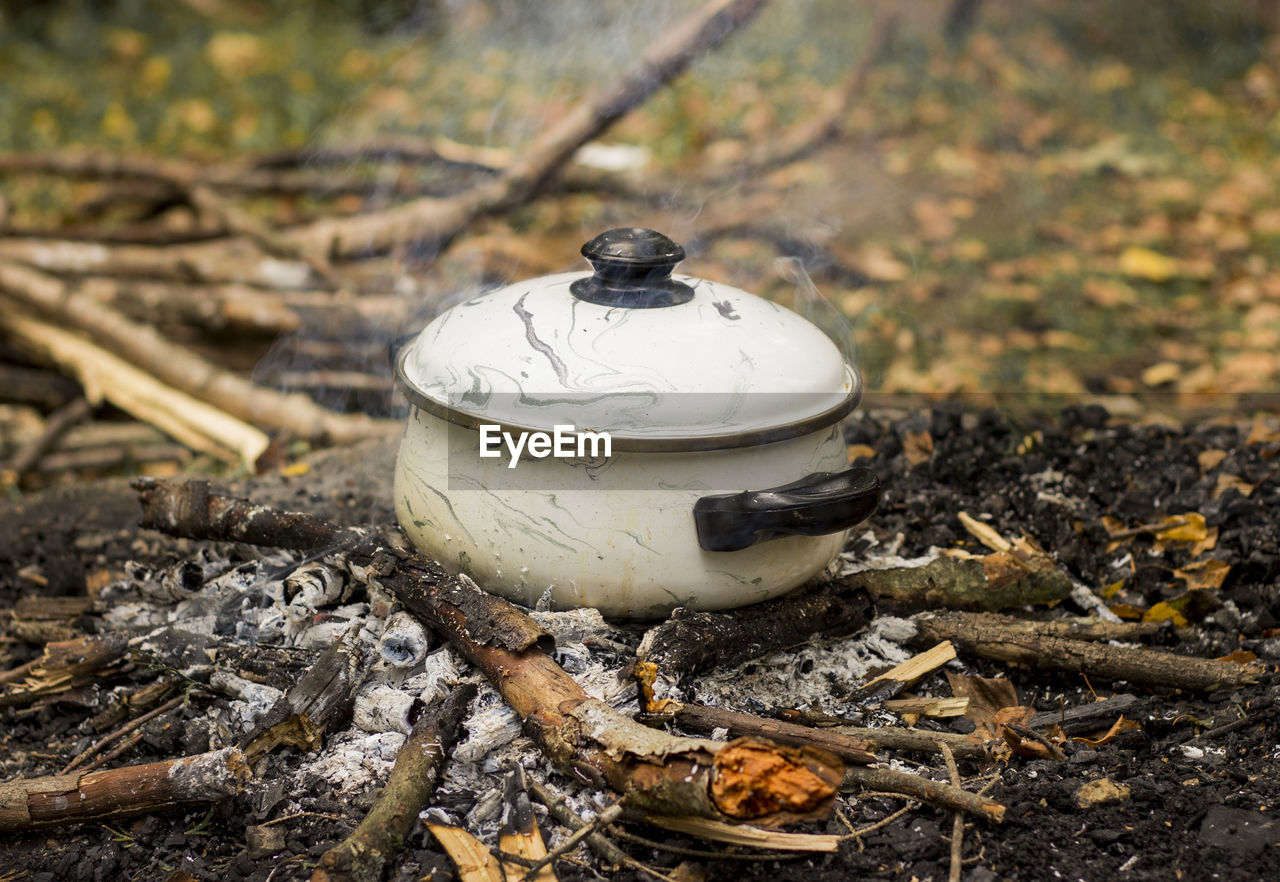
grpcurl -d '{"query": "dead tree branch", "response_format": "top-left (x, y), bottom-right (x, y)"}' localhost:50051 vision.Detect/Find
top-left (133, 479), bottom-right (846, 825)
top-left (0, 747), bottom-right (251, 832)
top-left (0, 259), bottom-right (396, 445)
top-left (913, 611), bottom-right (1263, 692)
top-left (312, 683), bottom-right (477, 882)
top-left (637, 582), bottom-right (874, 677)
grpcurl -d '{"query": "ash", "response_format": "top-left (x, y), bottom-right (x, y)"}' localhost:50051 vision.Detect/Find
top-left (93, 535), bottom-right (928, 847)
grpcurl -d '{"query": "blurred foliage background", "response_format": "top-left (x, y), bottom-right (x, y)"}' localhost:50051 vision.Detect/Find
top-left (2, 0), bottom-right (1280, 419)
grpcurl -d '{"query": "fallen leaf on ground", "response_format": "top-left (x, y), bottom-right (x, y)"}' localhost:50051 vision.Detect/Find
top-left (1174, 559), bottom-right (1230, 590)
top-left (1074, 715), bottom-right (1142, 747)
top-left (1197, 449), bottom-right (1230, 471)
top-left (903, 430), bottom-right (934, 466)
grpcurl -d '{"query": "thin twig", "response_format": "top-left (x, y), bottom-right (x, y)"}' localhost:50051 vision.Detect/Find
top-left (939, 743), bottom-right (964, 882)
top-left (63, 692), bottom-right (183, 774)
top-left (521, 803), bottom-right (623, 880)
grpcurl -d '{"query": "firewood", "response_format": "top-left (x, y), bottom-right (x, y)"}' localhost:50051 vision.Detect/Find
top-left (0, 747), bottom-right (250, 832)
top-left (839, 551), bottom-right (1075, 613)
top-left (0, 259), bottom-right (396, 445)
top-left (312, 683), bottom-right (476, 882)
top-left (133, 478), bottom-right (847, 826)
top-left (637, 581), bottom-right (874, 677)
top-left (283, 0), bottom-right (771, 259)
top-left (0, 235), bottom-right (318, 288)
top-left (636, 694), bottom-right (878, 766)
top-left (0, 362), bottom-right (81, 410)
top-left (0, 306), bottom-right (269, 463)
top-left (0, 633), bottom-right (130, 708)
top-left (913, 610), bottom-right (1263, 692)
top-left (240, 626), bottom-right (367, 756)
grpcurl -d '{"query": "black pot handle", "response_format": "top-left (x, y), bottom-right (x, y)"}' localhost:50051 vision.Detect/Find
top-left (693, 466), bottom-right (881, 552)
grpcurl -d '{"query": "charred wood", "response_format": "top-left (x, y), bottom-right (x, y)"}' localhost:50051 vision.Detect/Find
top-left (913, 611), bottom-right (1263, 692)
top-left (637, 582), bottom-right (874, 677)
top-left (0, 747), bottom-right (250, 832)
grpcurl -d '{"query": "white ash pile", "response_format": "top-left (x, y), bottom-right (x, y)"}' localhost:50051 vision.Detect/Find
top-left (96, 538), bottom-right (927, 841)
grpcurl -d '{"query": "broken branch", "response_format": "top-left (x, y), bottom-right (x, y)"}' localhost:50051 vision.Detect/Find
top-left (913, 610), bottom-right (1263, 692)
top-left (312, 683), bottom-right (477, 882)
top-left (0, 747), bottom-right (250, 832)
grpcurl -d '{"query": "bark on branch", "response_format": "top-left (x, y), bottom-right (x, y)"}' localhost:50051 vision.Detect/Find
top-left (913, 611), bottom-right (1263, 692)
top-left (133, 479), bottom-right (845, 826)
top-left (0, 748), bottom-right (250, 832)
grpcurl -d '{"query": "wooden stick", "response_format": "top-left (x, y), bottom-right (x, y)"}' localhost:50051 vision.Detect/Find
top-left (525, 777), bottom-right (631, 871)
top-left (841, 765), bottom-right (1004, 823)
top-left (635, 695), bottom-right (877, 766)
top-left (62, 692), bottom-right (183, 773)
top-left (0, 305), bottom-right (269, 464)
top-left (0, 234), bottom-right (319, 288)
top-left (134, 479), bottom-right (845, 825)
top-left (939, 743), bottom-right (964, 882)
top-left (846, 641), bottom-right (957, 707)
top-left (0, 260), bottom-right (395, 444)
top-left (0, 634), bottom-right (129, 708)
top-left (637, 582), bottom-right (874, 677)
top-left (0, 747), bottom-right (250, 832)
top-left (913, 611), bottom-right (1263, 692)
top-left (1, 396), bottom-right (92, 486)
top-left (312, 683), bottom-right (476, 882)
top-left (283, 0), bottom-right (771, 259)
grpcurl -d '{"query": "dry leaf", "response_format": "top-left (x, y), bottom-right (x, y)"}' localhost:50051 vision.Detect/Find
top-left (1076, 778), bottom-right (1131, 809)
top-left (1074, 715), bottom-right (1142, 747)
top-left (1108, 603), bottom-right (1145, 620)
top-left (1216, 650), bottom-right (1258, 665)
top-left (1213, 473), bottom-right (1256, 499)
top-left (1141, 361), bottom-right (1182, 386)
top-left (1155, 512), bottom-right (1208, 542)
top-left (1246, 417), bottom-right (1280, 445)
top-left (903, 430), bottom-right (934, 466)
top-left (1197, 449), bottom-right (1230, 471)
top-left (847, 443), bottom-right (877, 462)
top-left (1189, 526), bottom-right (1219, 557)
top-left (1143, 601), bottom-right (1188, 628)
top-left (1175, 559), bottom-right (1230, 591)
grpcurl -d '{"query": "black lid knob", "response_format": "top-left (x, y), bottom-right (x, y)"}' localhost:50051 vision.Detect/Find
top-left (571, 227), bottom-right (695, 308)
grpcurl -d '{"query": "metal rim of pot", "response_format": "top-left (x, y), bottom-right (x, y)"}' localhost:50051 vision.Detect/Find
top-left (393, 346), bottom-right (862, 453)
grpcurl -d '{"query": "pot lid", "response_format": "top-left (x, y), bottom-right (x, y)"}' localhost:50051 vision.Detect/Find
top-left (396, 228), bottom-right (860, 450)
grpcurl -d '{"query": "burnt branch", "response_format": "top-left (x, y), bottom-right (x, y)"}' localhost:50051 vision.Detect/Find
top-left (312, 683), bottom-right (477, 882)
top-left (0, 748), bottom-right (250, 832)
top-left (914, 611), bottom-right (1263, 692)
top-left (637, 581), bottom-right (874, 677)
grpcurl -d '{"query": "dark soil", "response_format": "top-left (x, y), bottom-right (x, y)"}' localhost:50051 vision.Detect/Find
top-left (2, 407), bottom-right (1278, 881)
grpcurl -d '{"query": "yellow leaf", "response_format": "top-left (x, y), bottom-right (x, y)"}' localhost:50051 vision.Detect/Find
top-left (1109, 603), bottom-right (1145, 621)
top-left (1119, 247), bottom-right (1180, 282)
top-left (100, 101), bottom-right (136, 141)
top-left (140, 56), bottom-right (172, 94)
top-left (1174, 559), bottom-right (1230, 591)
top-left (1189, 526), bottom-right (1219, 558)
top-left (1100, 580), bottom-right (1125, 599)
top-left (281, 462), bottom-right (310, 477)
top-left (1144, 601), bottom-right (1188, 628)
top-left (1154, 512), bottom-right (1207, 542)
top-left (1141, 361), bottom-right (1181, 387)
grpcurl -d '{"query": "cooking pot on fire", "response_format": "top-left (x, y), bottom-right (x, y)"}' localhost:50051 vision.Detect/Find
top-left (392, 227), bottom-right (879, 618)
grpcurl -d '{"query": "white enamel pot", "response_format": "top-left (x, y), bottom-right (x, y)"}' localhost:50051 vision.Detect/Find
top-left (392, 228), bottom-right (879, 618)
